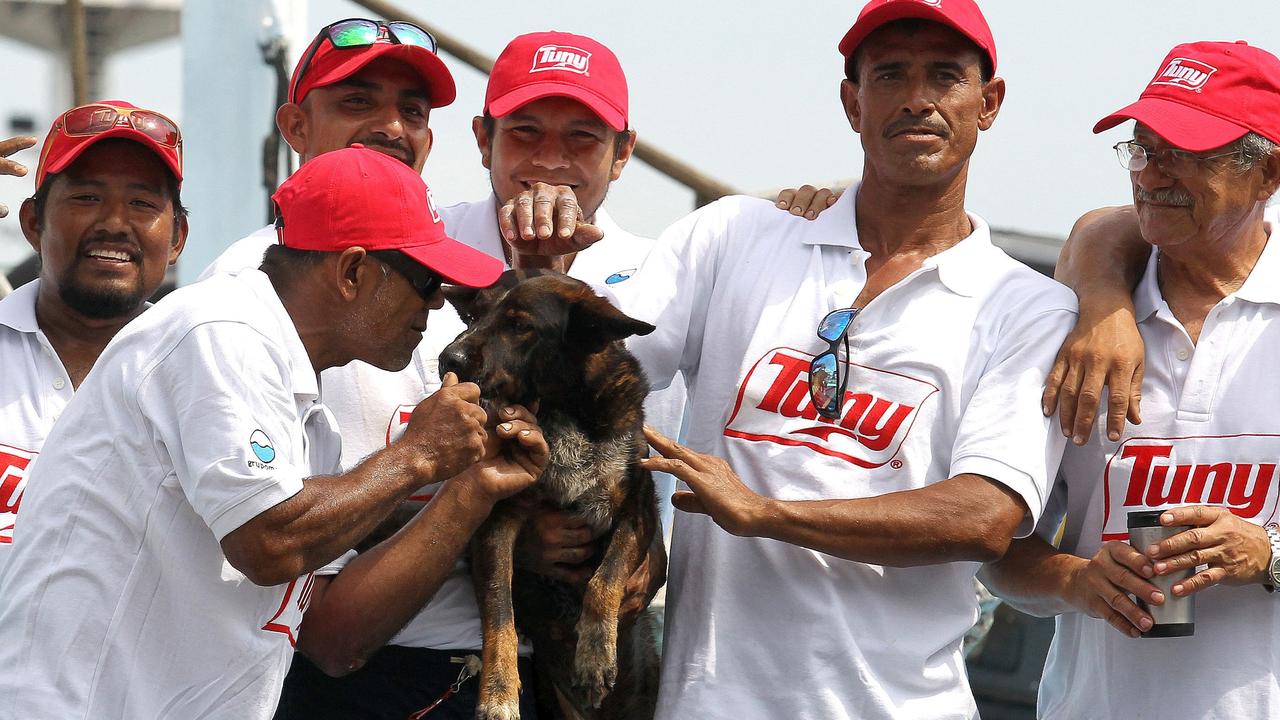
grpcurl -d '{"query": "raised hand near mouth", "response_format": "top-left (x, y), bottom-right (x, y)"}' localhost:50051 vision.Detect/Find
top-left (499, 181), bottom-right (605, 269)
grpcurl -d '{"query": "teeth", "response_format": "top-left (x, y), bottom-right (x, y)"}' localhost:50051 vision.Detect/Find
top-left (87, 249), bottom-right (130, 261)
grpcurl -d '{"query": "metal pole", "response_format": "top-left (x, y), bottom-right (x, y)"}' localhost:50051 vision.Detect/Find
top-left (346, 0), bottom-right (739, 205)
top-left (67, 0), bottom-right (89, 106)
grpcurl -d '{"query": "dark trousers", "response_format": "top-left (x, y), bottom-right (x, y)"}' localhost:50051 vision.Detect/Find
top-left (273, 646), bottom-right (539, 720)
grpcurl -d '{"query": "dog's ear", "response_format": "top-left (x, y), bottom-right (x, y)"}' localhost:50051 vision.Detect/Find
top-left (566, 291), bottom-right (655, 352)
top-left (442, 285), bottom-right (483, 326)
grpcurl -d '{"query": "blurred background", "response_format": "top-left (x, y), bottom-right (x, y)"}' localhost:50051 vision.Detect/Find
top-left (0, 1), bottom-right (1275, 715)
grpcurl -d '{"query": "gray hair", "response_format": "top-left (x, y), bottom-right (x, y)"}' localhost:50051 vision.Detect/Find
top-left (1232, 131), bottom-right (1277, 170)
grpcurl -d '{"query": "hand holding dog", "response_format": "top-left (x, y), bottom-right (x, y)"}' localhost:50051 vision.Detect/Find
top-left (642, 425), bottom-right (767, 538)
top-left (499, 182), bottom-right (605, 262)
top-left (1143, 506), bottom-right (1270, 596)
top-left (401, 372), bottom-right (489, 483)
top-left (465, 404), bottom-right (550, 505)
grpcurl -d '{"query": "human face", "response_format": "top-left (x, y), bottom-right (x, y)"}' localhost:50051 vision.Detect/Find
top-left (285, 56), bottom-right (433, 171)
top-left (349, 251), bottom-right (444, 371)
top-left (843, 22), bottom-right (1002, 188)
top-left (1130, 124), bottom-right (1269, 251)
top-left (21, 139), bottom-right (183, 320)
top-left (475, 96), bottom-right (634, 219)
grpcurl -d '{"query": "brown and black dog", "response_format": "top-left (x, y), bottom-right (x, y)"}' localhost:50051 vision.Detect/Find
top-left (440, 270), bottom-right (661, 720)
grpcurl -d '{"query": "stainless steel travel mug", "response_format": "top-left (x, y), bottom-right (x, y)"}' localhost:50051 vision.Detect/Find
top-left (1128, 510), bottom-right (1194, 638)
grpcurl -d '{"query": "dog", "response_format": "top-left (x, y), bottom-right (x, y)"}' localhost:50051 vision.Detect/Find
top-left (440, 270), bottom-right (662, 720)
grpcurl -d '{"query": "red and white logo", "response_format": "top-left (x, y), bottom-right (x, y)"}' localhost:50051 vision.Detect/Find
top-left (530, 45), bottom-right (591, 75)
top-left (0, 443), bottom-right (36, 544)
top-left (1100, 434), bottom-right (1280, 541)
top-left (1151, 57), bottom-right (1217, 91)
top-left (426, 189), bottom-right (442, 225)
top-left (261, 572), bottom-right (317, 647)
top-left (723, 347), bottom-right (937, 468)
top-left (919, 0), bottom-right (943, 7)
top-left (388, 404), bottom-right (436, 502)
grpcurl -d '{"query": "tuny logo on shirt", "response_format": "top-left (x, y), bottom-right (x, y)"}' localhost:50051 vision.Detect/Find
top-left (605, 269), bottom-right (636, 284)
top-left (1150, 58), bottom-right (1217, 91)
top-left (0, 443), bottom-right (35, 544)
top-left (249, 430), bottom-right (276, 468)
top-left (530, 45), bottom-right (591, 75)
top-left (388, 404), bottom-right (436, 503)
top-left (723, 347), bottom-right (937, 468)
top-left (1100, 434), bottom-right (1280, 541)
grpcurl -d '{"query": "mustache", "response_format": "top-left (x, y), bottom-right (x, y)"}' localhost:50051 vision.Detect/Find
top-left (883, 116), bottom-right (949, 139)
top-left (352, 137), bottom-right (415, 167)
top-left (1135, 187), bottom-right (1193, 207)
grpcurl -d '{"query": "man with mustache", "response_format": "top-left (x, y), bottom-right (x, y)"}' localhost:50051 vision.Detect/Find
top-left (506, 1), bottom-right (1076, 717)
top-left (0, 101), bottom-right (188, 574)
top-left (982, 42), bottom-right (1280, 718)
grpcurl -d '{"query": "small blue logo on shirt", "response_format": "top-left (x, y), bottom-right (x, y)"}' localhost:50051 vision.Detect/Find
top-left (250, 430), bottom-right (276, 464)
top-left (605, 268), bottom-right (637, 284)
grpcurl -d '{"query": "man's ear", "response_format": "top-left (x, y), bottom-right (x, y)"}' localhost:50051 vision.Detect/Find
top-left (841, 79), bottom-right (863, 135)
top-left (19, 198), bottom-right (40, 254)
top-left (566, 290), bottom-right (654, 353)
top-left (472, 116), bottom-right (492, 171)
top-left (1257, 146), bottom-right (1280, 201)
top-left (168, 214), bottom-right (189, 265)
top-left (978, 76), bottom-right (1006, 132)
top-left (277, 103), bottom-right (308, 157)
top-left (610, 130), bottom-right (637, 181)
top-left (333, 247), bottom-right (376, 302)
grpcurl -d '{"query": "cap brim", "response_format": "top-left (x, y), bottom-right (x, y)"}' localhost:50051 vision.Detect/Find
top-left (40, 126), bottom-right (182, 187)
top-left (488, 81), bottom-right (627, 132)
top-left (400, 237), bottom-right (504, 288)
top-left (1093, 96), bottom-right (1249, 152)
top-left (302, 43), bottom-right (457, 108)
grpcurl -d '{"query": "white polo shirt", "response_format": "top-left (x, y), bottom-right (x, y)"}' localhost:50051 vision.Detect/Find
top-left (609, 188), bottom-right (1076, 720)
top-left (202, 195), bottom-right (687, 653)
top-left (0, 280), bottom-right (74, 570)
top-left (1038, 215), bottom-right (1280, 720)
top-left (0, 270), bottom-right (343, 720)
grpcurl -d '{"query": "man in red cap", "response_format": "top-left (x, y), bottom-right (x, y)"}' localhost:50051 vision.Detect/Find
top-left (984, 41), bottom-right (1280, 718)
top-left (500, 2), bottom-right (1075, 718)
top-left (267, 30), bottom-right (677, 720)
top-left (0, 101), bottom-right (187, 577)
top-left (0, 146), bottom-right (547, 720)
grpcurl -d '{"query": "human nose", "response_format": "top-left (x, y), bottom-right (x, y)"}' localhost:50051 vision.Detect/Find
top-left (1134, 153), bottom-right (1175, 190)
top-left (94, 196), bottom-right (132, 235)
top-left (899, 76), bottom-right (938, 117)
top-left (529, 135), bottom-right (570, 171)
top-left (367, 104), bottom-right (406, 141)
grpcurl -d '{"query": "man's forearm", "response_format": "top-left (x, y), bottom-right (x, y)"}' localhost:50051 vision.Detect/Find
top-left (749, 474), bottom-right (1027, 566)
top-left (296, 476), bottom-right (495, 676)
top-left (978, 534), bottom-right (1082, 618)
top-left (1055, 205), bottom-right (1147, 295)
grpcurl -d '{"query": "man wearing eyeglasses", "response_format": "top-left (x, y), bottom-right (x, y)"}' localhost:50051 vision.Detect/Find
top-left (0, 101), bottom-right (187, 580)
top-left (0, 146), bottom-right (550, 720)
top-left (981, 41), bottom-right (1280, 718)
top-left (495, 1), bottom-right (1076, 717)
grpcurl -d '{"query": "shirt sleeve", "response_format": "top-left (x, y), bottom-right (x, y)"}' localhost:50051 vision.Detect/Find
top-left (612, 200), bottom-right (730, 392)
top-left (950, 300), bottom-right (1077, 538)
top-left (136, 321), bottom-right (306, 541)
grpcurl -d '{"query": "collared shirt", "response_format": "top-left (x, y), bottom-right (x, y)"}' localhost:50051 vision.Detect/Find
top-left (611, 187), bottom-right (1076, 720)
top-left (0, 280), bottom-right (73, 564)
top-left (1039, 211), bottom-right (1280, 720)
top-left (0, 270), bottom-right (342, 720)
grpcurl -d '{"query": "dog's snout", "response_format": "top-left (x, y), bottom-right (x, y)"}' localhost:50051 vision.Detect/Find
top-left (438, 343), bottom-right (474, 381)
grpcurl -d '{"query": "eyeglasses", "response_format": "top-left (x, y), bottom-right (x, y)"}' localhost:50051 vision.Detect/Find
top-left (290, 18), bottom-right (439, 104)
top-left (808, 308), bottom-right (859, 419)
top-left (1113, 140), bottom-right (1241, 179)
top-left (369, 249), bottom-right (444, 300)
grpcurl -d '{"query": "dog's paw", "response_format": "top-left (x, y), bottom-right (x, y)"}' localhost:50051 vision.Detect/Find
top-left (572, 626), bottom-right (619, 708)
top-left (475, 699), bottom-right (522, 720)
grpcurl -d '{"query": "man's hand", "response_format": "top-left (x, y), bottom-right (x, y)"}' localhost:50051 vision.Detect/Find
top-left (1042, 307), bottom-right (1145, 445)
top-left (464, 404), bottom-right (549, 505)
top-left (775, 184), bottom-right (839, 220)
top-left (641, 425), bottom-right (766, 537)
top-left (401, 372), bottom-right (489, 482)
top-left (499, 182), bottom-right (604, 264)
top-left (518, 508), bottom-right (599, 586)
top-left (0, 135), bottom-right (37, 219)
top-left (1063, 541), bottom-right (1160, 638)
top-left (1145, 506), bottom-right (1271, 596)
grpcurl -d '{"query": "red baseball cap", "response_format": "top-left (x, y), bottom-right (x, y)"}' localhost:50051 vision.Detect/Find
top-left (1094, 41), bottom-right (1280, 152)
top-left (485, 31), bottom-right (628, 132)
top-left (290, 19), bottom-right (456, 108)
top-left (35, 100), bottom-right (183, 190)
top-left (272, 145), bottom-right (501, 288)
top-left (838, 0), bottom-right (997, 74)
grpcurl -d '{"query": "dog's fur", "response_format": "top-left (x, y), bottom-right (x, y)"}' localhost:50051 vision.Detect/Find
top-left (440, 270), bottom-right (661, 720)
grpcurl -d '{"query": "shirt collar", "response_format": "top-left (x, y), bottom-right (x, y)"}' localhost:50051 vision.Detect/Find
top-left (0, 279), bottom-right (40, 334)
top-left (799, 182), bottom-right (998, 298)
top-left (1132, 250), bottom-right (1162, 323)
top-left (237, 269), bottom-right (319, 401)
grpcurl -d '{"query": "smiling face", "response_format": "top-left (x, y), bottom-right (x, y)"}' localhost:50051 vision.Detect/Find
top-left (281, 56), bottom-right (434, 171)
top-left (1130, 124), bottom-right (1273, 251)
top-left (474, 96), bottom-right (635, 218)
top-left (843, 21), bottom-right (1002, 189)
top-left (21, 139), bottom-right (183, 320)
